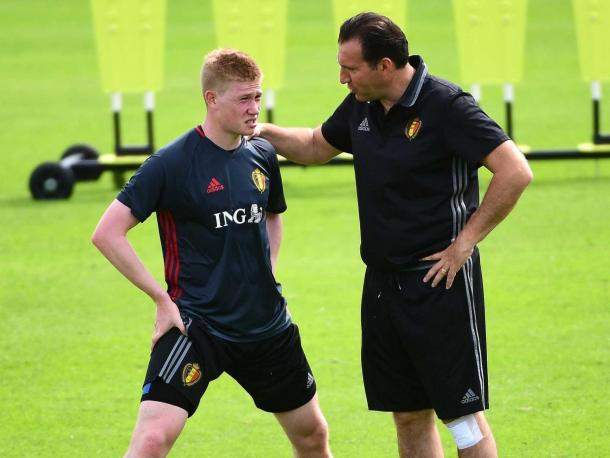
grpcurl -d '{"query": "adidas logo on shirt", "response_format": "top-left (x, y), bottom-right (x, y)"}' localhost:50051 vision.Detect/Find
top-left (306, 372), bottom-right (315, 389)
top-left (460, 388), bottom-right (480, 404)
top-left (207, 177), bottom-right (225, 194)
top-left (357, 117), bottom-right (370, 132)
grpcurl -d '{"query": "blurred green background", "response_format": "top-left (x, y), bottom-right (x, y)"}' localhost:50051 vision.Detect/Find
top-left (1, 1), bottom-right (609, 456)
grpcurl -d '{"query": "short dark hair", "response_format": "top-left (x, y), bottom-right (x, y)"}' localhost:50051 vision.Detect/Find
top-left (338, 12), bottom-right (409, 69)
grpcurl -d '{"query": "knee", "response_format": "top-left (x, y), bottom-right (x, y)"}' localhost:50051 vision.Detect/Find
top-left (130, 429), bottom-right (173, 457)
top-left (393, 410), bottom-right (435, 429)
top-left (295, 417), bottom-right (330, 453)
top-left (306, 418), bottom-right (330, 450)
top-left (394, 410), bottom-right (438, 442)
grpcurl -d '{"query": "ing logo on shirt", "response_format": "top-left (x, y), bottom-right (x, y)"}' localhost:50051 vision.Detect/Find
top-left (252, 168), bottom-right (266, 193)
top-left (405, 117), bottom-right (422, 141)
top-left (213, 204), bottom-right (264, 228)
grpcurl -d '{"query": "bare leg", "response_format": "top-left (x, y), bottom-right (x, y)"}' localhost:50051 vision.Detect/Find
top-left (274, 394), bottom-right (332, 458)
top-left (393, 409), bottom-right (444, 458)
top-left (124, 400), bottom-right (188, 458)
top-left (450, 412), bottom-right (497, 458)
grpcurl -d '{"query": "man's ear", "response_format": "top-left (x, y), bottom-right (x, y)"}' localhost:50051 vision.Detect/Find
top-left (378, 57), bottom-right (395, 73)
top-left (204, 90), bottom-right (217, 106)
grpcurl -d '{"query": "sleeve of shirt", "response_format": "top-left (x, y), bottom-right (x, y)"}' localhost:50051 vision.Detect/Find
top-left (116, 154), bottom-right (165, 222)
top-left (442, 92), bottom-right (510, 167)
top-left (264, 144), bottom-right (287, 214)
top-left (320, 94), bottom-right (353, 154)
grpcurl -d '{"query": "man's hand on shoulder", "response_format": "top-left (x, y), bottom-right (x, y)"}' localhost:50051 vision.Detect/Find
top-left (250, 122), bottom-right (339, 165)
top-left (250, 122), bottom-right (269, 140)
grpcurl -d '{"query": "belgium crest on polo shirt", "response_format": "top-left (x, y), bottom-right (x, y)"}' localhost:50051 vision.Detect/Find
top-left (405, 117), bottom-right (422, 141)
top-left (252, 168), bottom-right (266, 193)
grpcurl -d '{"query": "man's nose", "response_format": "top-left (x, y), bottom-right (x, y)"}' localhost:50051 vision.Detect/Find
top-left (340, 69), bottom-right (350, 84)
top-left (248, 100), bottom-right (260, 114)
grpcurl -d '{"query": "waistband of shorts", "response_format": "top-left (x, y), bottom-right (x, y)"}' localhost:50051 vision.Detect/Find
top-left (399, 261), bottom-right (437, 271)
top-left (366, 260), bottom-right (437, 274)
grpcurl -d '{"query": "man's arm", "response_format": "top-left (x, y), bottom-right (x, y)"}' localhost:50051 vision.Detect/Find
top-left (91, 199), bottom-right (186, 346)
top-left (266, 212), bottom-right (283, 274)
top-left (257, 124), bottom-right (340, 165)
top-left (423, 140), bottom-right (533, 288)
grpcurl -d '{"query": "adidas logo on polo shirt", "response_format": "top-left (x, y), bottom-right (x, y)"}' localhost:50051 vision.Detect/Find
top-left (358, 117), bottom-right (370, 132)
top-left (207, 177), bottom-right (225, 194)
top-left (460, 388), bottom-right (480, 404)
top-left (306, 372), bottom-right (315, 389)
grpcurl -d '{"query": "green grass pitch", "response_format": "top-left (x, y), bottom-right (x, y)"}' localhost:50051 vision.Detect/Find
top-left (1, 0), bottom-right (609, 456)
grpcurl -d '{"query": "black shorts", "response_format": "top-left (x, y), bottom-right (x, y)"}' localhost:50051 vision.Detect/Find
top-left (141, 322), bottom-right (316, 417)
top-left (361, 250), bottom-right (488, 420)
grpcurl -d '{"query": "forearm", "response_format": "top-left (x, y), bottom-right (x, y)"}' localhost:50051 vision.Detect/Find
top-left (422, 141), bottom-right (532, 288)
top-left (92, 233), bottom-right (168, 303)
top-left (456, 169), bottom-right (531, 249)
top-left (258, 124), bottom-right (335, 165)
top-left (266, 213), bottom-right (283, 274)
top-left (92, 200), bottom-right (184, 339)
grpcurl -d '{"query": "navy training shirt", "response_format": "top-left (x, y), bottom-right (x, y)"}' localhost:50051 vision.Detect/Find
top-left (117, 126), bottom-right (290, 342)
top-left (322, 56), bottom-right (510, 270)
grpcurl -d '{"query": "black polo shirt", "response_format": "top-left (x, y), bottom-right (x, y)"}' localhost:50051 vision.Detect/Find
top-left (321, 56), bottom-right (509, 270)
top-left (117, 126), bottom-right (290, 342)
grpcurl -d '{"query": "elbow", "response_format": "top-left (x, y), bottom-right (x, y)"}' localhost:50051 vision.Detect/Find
top-left (290, 157), bottom-right (325, 166)
top-left (310, 151), bottom-right (336, 165)
top-left (91, 228), bottom-right (108, 252)
top-left (519, 164), bottom-right (534, 189)
top-left (509, 160), bottom-right (533, 190)
top-left (497, 164), bottom-right (533, 195)
top-left (312, 157), bottom-right (330, 166)
top-left (290, 157), bottom-right (318, 166)
top-left (90, 230), bottom-right (102, 250)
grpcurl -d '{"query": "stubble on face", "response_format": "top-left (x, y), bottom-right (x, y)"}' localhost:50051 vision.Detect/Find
top-left (337, 39), bottom-right (380, 102)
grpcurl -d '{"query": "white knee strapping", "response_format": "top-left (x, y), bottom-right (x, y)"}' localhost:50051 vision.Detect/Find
top-left (446, 414), bottom-right (484, 450)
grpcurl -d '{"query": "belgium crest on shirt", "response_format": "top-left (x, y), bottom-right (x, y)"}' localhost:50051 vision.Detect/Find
top-left (252, 168), bottom-right (266, 193)
top-left (405, 117), bottom-right (422, 141)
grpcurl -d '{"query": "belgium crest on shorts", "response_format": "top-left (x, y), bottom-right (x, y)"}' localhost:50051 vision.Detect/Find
top-left (182, 362), bottom-right (202, 386)
top-left (252, 168), bottom-right (266, 193)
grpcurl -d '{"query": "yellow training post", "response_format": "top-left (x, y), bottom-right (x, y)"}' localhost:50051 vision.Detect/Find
top-left (90, 0), bottom-right (167, 166)
top-left (453, 0), bottom-right (527, 139)
top-left (29, 0), bottom-right (169, 199)
top-left (212, 0), bottom-right (288, 122)
top-left (573, 0), bottom-right (610, 83)
top-left (573, 0), bottom-right (610, 145)
top-left (91, 0), bottom-right (166, 94)
top-left (453, 0), bottom-right (527, 87)
top-left (332, 0), bottom-right (408, 35)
